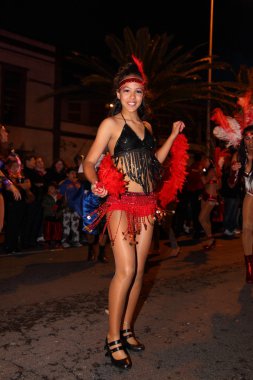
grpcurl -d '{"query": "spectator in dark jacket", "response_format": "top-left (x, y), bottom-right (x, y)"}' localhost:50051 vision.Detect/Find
top-left (58, 167), bottom-right (83, 248)
top-left (42, 182), bottom-right (64, 249)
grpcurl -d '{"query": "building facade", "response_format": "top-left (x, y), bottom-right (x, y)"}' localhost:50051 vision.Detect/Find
top-left (0, 29), bottom-right (98, 167)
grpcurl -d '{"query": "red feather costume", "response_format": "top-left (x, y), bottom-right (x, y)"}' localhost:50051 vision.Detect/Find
top-left (82, 55), bottom-right (189, 243)
top-left (83, 135), bottom-right (189, 244)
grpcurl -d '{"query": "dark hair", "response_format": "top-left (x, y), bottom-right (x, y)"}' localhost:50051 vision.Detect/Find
top-left (47, 181), bottom-right (58, 189)
top-left (193, 152), bottom-right (203, 162)
top-left (66, 167), bottom-right (76, 175)
top-left (112, 62), bottom-right (143, 92)
top-left (238, 124), bottom-right (253, 167)
top-left (51, 158), bottom-right (66, 171)
top-left (243, 124), bottom-right (253, 136)
top-left (108, 61), bottom-right (151, 119)
top-left (24, 154), bottom-right (36, 162)
top-left (205, 157), bottom-right (215, 173)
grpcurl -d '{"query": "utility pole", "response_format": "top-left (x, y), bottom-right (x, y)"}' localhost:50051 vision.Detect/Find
top-left (206, 0), bottom-right (214, 155)
top-left (53, 46), bottom-right (62, 161)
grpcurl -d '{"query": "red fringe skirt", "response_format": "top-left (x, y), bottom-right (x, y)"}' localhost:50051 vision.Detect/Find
top-left (85, 192), bottom-right (157, 245)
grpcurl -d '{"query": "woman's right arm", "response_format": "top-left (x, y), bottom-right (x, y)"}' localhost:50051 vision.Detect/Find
top-left (83, 118), bottom-right (113, 196)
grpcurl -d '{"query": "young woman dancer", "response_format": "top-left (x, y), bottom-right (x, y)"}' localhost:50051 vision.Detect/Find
top-left (199, 155), bottom-right (221, 250)
top-left (83, 58), bottom-right (185, 369)
top-left (229, 125), bottom-right (253, 283)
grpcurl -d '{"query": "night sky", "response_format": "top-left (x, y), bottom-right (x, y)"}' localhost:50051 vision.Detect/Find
top-left (1, 0), bottom-right (253, 69)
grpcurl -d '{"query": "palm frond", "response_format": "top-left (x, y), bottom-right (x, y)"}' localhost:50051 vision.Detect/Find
top-left (40, 26), bottom-right (247, 140)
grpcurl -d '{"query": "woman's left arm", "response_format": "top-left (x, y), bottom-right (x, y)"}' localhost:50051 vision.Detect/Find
top-left (155, 121), bottom-right (185, 164)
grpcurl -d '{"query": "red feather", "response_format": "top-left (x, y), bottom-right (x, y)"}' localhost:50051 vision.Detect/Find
top-left (214, 147), bottom-right (230, 179)
top-left (97, 153), bottom-right (127, 197)
top-left (158, 134), bottom-right (189, 208)
top-left (211, 108), bottom-right (231, 132)
top-left (131, 54), bottom-right (148, 84)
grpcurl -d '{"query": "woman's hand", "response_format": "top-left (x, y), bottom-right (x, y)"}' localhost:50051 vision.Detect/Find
top-left (9, 184), bottom-right (22, 200)
top-left (231, 161), bottom-right (241, 172)
top-left (91, 181), bottom-right (108, 198)
top-left (171, 120), bottom-right (185, 138)
top-left (0, 125), bottom-right (8, 143)
top-left (218, 156), bottom-right (225, 170)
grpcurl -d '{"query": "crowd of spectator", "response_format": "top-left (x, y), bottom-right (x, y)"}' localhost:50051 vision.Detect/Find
top-left (0, 126), bottom-right (96, 256)
top-left (0, 125), bottom-right (244, 260)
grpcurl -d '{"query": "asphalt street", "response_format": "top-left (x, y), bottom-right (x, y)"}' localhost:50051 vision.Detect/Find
top-left (0, 233), bottom-right (252, 380)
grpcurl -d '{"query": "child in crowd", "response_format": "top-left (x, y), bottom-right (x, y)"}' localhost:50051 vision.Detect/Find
top-left (42, 182), bottom-right (64, 249)
top-left (58, 167), bottom-right (83, 248)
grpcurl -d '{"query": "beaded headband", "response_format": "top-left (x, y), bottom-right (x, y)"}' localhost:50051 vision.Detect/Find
top-left (118, 76), bottom-right (145, 90)
top-left (244, 131), bottom-right (253, 138)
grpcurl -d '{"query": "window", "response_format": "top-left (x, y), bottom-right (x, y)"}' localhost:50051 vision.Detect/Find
top-left (0, 64), bottom-right (26, 125)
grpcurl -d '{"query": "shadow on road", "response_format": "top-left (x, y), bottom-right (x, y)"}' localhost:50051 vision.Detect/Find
top-left (0, 259), bottom-right (95, 294)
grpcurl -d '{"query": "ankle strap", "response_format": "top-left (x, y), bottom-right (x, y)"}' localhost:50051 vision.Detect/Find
top-left (107, 339), bottom-right (124, 353)
top-left (121, 328), bottom-right (132, 334)
top-left (107, 339), bottom-right (122, 347)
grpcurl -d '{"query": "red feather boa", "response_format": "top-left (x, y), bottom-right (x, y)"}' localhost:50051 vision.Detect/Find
top-left (97, 153), bottom-right (127, 197)
top-left (158, 134), bottom-right (189, 208)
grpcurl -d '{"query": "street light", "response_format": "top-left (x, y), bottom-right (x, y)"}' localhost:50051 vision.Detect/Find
top-left (206, 0), bottom-right (214, 155)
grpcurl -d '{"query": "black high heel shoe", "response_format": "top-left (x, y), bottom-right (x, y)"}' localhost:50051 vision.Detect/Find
top-left (104, 338), bottom-right (132, 369)
top-left (87, 245), bottom-right (95, 261)
top-left (120, 328), bottom-right (145, 352)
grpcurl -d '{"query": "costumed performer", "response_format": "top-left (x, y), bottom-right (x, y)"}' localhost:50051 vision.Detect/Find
top-left (83, 56), bottom-right (186, 370)
top-left (0, 126), bottom-right (21, 231)
top-left (229, 125), bottom-right (253, 283)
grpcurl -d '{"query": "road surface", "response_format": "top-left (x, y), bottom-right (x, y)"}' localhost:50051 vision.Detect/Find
top-left (0, 234), bottom-right (252, 380)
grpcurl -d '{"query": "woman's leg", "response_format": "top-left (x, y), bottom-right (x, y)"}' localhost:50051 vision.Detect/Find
top-left (241, 194), bottom-right (253, 283)
top-left (121, 218), bottom-right (154, 343)
top-left (107, 211), bottom-right (136, 359)
top-left (0, 193), bottom-right (4, 232)
top-left (167, 226), bottom-right (181, 256)
top-left (242, 194), bottom-right (253, 255)
top-left (199, 199), bottom-right (215, 244)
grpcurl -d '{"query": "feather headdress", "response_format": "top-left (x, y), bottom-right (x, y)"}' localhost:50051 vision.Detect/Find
top-left (234, 105), bottom-right (253, 130)
top-left (211, 108), bottom-right (242, 148)
top-left (131, 54), bottom-right (148, 85)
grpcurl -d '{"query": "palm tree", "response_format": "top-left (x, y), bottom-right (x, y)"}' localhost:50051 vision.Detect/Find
top-left (65, 27), bottom-right (241, 118)
top-left (50, 27), bottom-right (244, 147)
